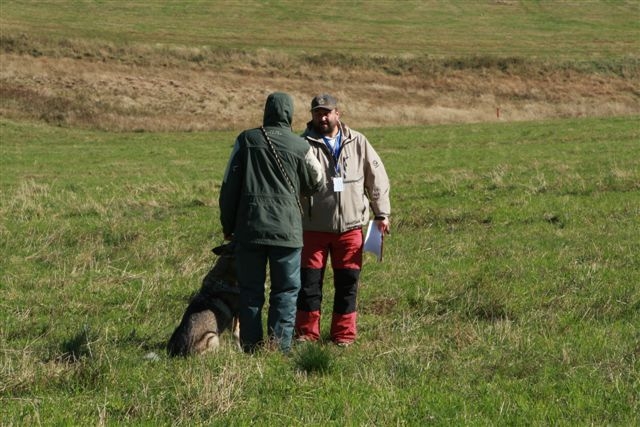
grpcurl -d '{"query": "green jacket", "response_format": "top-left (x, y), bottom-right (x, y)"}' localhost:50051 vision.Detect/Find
top-left (219, 92), bottom-right (324, 247)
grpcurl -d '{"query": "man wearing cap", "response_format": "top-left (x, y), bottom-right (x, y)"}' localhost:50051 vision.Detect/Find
top-left (295, 94), bottom-right (391, 347)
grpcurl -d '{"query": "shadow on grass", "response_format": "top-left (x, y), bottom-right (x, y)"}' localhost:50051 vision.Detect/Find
top-left (293, 343), bottom-right (333, 375)
top-left (59, 325), bottom-right (96, 363)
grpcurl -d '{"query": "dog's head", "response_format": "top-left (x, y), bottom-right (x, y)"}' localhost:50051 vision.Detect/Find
top-left (211, 241), bottom-right (235, 257)
top-left (204, 241), bottom-right (237, 289)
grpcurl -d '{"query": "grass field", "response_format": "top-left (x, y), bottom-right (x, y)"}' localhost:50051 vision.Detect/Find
top-left (1, 0), bottom-right (639, 425)
top-left (1, 0), bottom-right (638, 59)
top-left (1, 116), bottom-right (638, 425)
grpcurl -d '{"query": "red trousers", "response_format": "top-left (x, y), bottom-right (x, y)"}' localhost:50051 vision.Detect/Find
top-left (295, 229), bottom-right (362, 343)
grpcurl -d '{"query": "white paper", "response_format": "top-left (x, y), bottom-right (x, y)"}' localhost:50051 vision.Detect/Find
top-left (363, 220), bottom-right (383, 262)
top-left (333, 177), bottom-right (344, 192)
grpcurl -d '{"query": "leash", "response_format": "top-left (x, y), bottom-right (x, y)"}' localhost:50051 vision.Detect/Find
top-left (260, 126), bottom-right (304, 215)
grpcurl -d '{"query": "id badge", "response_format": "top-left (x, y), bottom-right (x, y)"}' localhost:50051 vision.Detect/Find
top-left (333, 177), bottom-right (344, 192)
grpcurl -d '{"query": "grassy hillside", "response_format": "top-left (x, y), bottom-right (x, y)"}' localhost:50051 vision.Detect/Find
top-left (1, 0), bottom-right (638, 131)
top-left (1, 116), bottom-right (638, 424)
top-left (1, 0), bottom-right (638, 59)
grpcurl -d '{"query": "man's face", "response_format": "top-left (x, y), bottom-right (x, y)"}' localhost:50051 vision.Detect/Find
top-left (311, 108), bottom-right (340, 136)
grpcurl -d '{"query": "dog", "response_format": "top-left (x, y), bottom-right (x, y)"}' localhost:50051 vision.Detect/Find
top-left (167, 242), bottom-right (240, 357)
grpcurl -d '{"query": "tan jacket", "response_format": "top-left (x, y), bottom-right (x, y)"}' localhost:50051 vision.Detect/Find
top-left (301, 121), bottom-right (390, 233)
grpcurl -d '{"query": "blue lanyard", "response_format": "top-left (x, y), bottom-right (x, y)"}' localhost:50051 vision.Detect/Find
top-left (322, 130), bottom-right (342, 175)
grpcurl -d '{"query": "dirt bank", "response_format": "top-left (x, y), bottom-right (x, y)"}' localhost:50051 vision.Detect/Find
top-left (1, 53), bottom-right (638, 132)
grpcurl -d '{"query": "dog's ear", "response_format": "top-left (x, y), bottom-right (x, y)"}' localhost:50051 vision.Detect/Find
top-left (212, 242), bottom-right (234, 255)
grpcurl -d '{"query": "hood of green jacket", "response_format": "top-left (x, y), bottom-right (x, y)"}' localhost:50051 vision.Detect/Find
top-left (262, 92), bottom-right (294, 128)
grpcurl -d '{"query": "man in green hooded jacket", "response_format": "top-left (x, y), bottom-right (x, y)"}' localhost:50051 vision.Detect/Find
top-left (219, 92), bottom-right (324, 353)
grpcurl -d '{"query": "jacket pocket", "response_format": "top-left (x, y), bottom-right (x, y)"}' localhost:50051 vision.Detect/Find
top-left (342, 175), bottom-right (367, 229)
top-left (244, 196), bottom-right (301, 242)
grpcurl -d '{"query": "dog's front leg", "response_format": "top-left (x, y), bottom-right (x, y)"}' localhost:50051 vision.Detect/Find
top-left (232, 317), bottom-right (241, 350)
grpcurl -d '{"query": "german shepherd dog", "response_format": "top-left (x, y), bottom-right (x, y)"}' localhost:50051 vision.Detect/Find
top-left (167, 242), bottom-right (240, 357)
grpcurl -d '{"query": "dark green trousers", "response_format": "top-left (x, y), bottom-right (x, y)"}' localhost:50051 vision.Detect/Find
top-left (235, 243), bottom-right (301, 353)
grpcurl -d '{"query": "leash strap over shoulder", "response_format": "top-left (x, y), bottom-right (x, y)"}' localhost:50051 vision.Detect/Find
top-left (260, 126), bottom-right (304, 215)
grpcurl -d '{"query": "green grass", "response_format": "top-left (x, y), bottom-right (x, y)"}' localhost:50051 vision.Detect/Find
top-left (1, 1), bottom-right (638, 423)
top-left (1, 116), bottom-right (638, 425)
top-left (1, 0), bottom-right (638, 60)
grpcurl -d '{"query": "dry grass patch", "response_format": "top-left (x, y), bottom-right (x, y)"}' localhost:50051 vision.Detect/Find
top-left (1, 50), bottom-right (638, 131)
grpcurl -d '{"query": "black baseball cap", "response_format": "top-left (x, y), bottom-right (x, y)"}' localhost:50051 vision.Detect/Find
top-left (311, 94), bottom-right (338, 111)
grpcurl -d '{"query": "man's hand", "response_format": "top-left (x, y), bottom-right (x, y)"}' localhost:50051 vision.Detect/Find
top-left (376, 217), bottom-right (390, 235)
